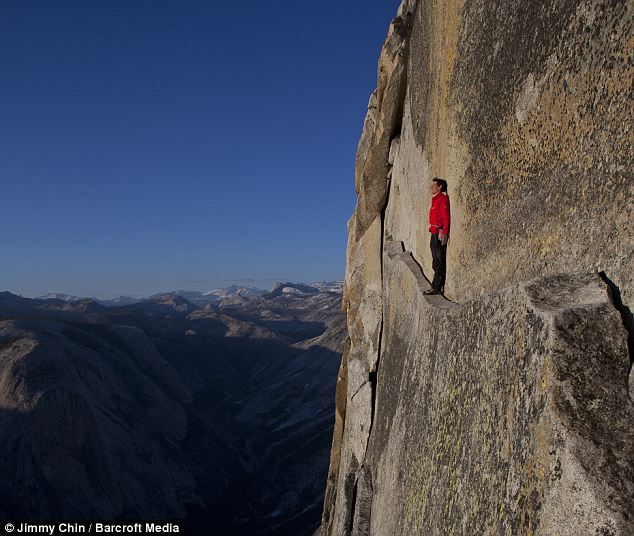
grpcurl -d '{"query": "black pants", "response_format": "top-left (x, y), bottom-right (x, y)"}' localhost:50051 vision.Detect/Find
top-left (430, 234), bottom-right (447, 291)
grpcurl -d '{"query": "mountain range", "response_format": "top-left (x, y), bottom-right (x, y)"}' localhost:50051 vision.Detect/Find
top-left (33, 284), bottom-right (271, 308)
top-left (0, 281), bottom-right (345, 535)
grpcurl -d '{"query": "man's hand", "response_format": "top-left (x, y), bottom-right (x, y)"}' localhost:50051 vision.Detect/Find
top-left (439, 232), bottom-right (448, 246)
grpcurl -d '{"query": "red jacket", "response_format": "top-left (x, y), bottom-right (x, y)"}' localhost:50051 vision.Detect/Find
top-left (428, 192), bottom-right (450, 235)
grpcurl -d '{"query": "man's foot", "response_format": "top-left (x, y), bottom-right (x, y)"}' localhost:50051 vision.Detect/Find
top-left (423, 288), bottom-right (442, 295)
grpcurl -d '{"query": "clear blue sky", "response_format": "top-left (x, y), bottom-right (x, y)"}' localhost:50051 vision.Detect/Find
top-left (0, 0), bottom-right (399, 298)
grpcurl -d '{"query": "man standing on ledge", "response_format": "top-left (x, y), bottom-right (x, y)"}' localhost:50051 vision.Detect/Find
top-left (423, 177), bottom-right (450, 296)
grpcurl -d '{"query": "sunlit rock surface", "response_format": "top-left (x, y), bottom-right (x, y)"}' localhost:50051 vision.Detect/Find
top-left (319, 0), bottom-right (633, 534)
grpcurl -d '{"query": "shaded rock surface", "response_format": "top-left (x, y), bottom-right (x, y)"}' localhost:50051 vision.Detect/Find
top-left (319, 1), bottom-right (633, 535)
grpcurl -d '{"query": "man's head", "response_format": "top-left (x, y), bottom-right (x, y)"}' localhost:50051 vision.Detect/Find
top-left (431, 177), bottom-right (447, 194)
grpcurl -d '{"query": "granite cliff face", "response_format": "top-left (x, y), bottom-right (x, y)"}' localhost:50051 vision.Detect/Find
top-left (319, 1), bottom-right (633, 534)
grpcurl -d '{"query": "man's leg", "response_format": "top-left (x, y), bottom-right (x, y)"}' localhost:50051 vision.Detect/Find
top-left (436, 238), bottom-right (447, 291)
top-left (430, 234), bottom-right (443, 291)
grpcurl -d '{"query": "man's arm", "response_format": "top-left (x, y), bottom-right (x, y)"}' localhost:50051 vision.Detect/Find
top-left (439, 195), bottom-right (450, 243)
top-left (442, 195), bottom-right (451, 234)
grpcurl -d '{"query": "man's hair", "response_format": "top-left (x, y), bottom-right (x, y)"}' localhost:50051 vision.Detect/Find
top-left (432, 177), bottom-right (448, 193)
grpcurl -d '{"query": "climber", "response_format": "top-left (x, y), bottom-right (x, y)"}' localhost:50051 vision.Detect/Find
top-left (423, 177), bottom-right (450, 296)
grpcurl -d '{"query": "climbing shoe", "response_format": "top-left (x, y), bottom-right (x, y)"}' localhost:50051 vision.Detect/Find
top-left (423, 288), bottom-right (442, 295)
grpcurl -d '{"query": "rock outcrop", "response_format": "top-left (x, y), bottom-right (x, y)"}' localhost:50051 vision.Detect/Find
top-left (320, 1), bottom-right (633, 535)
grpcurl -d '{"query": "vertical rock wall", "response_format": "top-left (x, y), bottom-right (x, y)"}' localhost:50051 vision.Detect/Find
top-left (389, 0), bottom-right (633, 306)
top-left (319, 1), bottom-right (633, 535)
